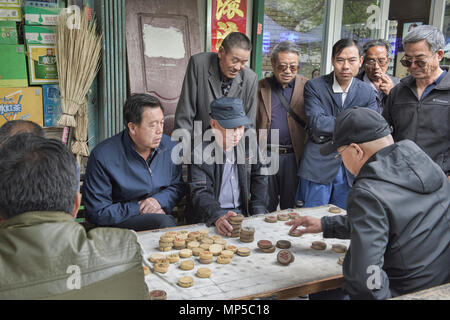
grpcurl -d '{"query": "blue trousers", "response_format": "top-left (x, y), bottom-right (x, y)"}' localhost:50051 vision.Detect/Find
top-left (296, 164), bottom-right (351, 209)
top-left (115, 213), bottom-right (177, 232)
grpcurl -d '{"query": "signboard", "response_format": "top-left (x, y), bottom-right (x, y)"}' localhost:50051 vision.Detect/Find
top-left (211, 0), bottom-right (247, 52)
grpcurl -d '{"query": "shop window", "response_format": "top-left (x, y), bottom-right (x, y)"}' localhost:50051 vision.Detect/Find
top-left (262, 0), bottom-right (326, 80)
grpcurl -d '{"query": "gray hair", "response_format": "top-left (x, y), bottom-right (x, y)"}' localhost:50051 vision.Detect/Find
top-left (403, 24), bottom-right (445, 53)
top-left (363, 39), bottom-right (392, 57)
top-left (271, 41), bottom-right (301, 62)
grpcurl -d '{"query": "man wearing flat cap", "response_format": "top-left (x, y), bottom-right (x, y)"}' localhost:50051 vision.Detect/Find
top-left (187, 97), bottom-right (268, 235)
top-left (287, 107), bottom-right (450, 299)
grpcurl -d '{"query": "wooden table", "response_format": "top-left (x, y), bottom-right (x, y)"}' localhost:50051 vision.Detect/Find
top-left (137, 205), bottom-right (348, 300)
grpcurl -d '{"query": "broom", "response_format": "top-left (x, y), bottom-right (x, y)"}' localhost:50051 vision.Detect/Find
top-left (55, 7), bottom-right (101, 128)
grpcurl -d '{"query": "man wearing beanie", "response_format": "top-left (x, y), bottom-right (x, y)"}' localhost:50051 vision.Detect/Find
top-left (287, 107), bottom-right (450, 299)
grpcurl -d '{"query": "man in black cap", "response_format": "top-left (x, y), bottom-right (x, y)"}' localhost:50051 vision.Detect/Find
top-left (287, 107), bottom-right (450, 299)
top-left (187, 97), bottom-right (268, 235)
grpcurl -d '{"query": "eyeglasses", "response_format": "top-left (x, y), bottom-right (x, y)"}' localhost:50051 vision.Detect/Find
top-left (276, 64), bottom-right (298, 73)
top-left (399, 54), bottom-right (434, 68)
top-left (365, 58), bottom-right (389, 67)
top-left (334, 145), bottom-right (349, 159)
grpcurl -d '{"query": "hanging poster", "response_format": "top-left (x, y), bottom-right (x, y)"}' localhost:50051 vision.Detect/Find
top-left (211, 0), bottom-right (247, 52)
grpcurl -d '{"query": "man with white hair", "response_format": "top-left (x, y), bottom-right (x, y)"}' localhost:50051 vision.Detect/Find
top-left (383, 24), bottom-right (450, 177)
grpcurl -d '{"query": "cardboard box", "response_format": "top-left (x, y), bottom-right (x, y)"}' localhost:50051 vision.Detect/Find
top-left (24, 25), bottom-right (55, 44)
top-left (0, 44), bottom-right (28, 87)
top-left (23, 6), bottom-right (60, 25)
top-left (0, 87), bottom-right (43, 126)
top-left (42, 84), bottom-right (61, 126)
top-left (0, 0), bottom-right (20, 7)
top-left (27, 44), bottom-right (58, 84)
top-left (0, 21), bottom-right (17, 44)
top-left (0, 6), bottom-right (21, 21)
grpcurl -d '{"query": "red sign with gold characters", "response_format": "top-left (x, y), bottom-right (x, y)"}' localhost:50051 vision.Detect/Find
top-left (211, 0), bottom-right (247, 52)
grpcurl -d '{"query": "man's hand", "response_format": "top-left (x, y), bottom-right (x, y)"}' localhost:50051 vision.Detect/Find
top-left (285, 216), bottom-right (322, 236)
top-left (139, 197), bottom-right (165, 215)
top-left (215, 211), bottom-right (237, 237)
top-left (379, 73), bottom-right (395, 96)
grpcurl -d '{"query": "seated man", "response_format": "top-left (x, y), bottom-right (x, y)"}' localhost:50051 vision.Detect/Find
top-left (0, 134), bottom-right (148, 299)
top-left (0, 119), bottom-right (45, 144)
top-left (287, 107), bottom-right (450, 299)
top-left (83, 94), bottom-right (185, 231)
top-left (188, 97), bottom-right (268, 236)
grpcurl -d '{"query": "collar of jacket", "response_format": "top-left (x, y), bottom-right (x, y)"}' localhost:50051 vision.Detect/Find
top-left (209, 54), bottom-right (243, 97)
top-left (122, 129), bottom-right (167, 159)
top-left (400, 67), bottom-right (450, 90)
top-left (0, 211), bottom-right (73, 229)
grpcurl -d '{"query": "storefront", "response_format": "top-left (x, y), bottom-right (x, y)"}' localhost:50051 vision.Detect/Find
top-left (2, 0), bottom-right (449, 153)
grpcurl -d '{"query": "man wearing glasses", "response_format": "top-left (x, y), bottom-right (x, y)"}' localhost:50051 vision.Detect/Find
top-left (357, 39), bottom-right (400, 114)
top-left (296, 38), bottom-right (377, 210)
top-left (256, 41), bottom-right (308, 212)
top-left (383, 25), bottom-right (450, 178)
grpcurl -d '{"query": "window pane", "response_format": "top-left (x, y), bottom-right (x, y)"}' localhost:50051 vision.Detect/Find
top-left (341, 0), bottom-right (382, 43)
top-left (262, 0), bottom-right (326, 79)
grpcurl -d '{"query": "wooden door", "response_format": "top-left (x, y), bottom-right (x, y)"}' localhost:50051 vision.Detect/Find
top-left (126, 0), bottom-right (201, 135)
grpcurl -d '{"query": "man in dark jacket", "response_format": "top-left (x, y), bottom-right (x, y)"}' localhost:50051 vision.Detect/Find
top-left (383, 25), bottom-right (449, 176)
top-left (188, 97), bottom-right (268, 235)
top-left (287, 107), bottom-right (450, 299)
top-left (83, 94), bottom-right (185, 231)
top-left (0, 134), bottom-right (148, 299)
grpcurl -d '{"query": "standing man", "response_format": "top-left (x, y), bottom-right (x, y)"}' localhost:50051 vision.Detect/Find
top-left (287, 108), bottom-right (450, 299)
top-left (256, 41), bottom-right (308, 212)
top-left (357, 39), bottom-right (400, 114)
top-left (174, 32), bottom-right (258, 134)
top-left (297, 38), bottom-right (378, 209)
top-left (188, 97), bottom-right (268, 233)
top-left (383, 25), bottom-right (450, 177)
top-left (83, 94), bottom-right (185, 231)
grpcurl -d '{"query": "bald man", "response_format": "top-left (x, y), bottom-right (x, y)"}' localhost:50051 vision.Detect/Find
top-left (0, 120), bottom-right (44, 145)
top-left (287, 107), bottom-right (450, 300)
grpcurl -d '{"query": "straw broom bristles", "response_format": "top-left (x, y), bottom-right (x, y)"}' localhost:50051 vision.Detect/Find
top-left (56, 7), bottom-right (101, 127)
top-left (72, 101), bottom-right (89, 165)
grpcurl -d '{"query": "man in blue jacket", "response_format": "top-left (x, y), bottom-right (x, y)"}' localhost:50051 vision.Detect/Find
top-left (83, 94), bottom-right (185, 231)
top-left (296, 38), bottom-right (378, 209)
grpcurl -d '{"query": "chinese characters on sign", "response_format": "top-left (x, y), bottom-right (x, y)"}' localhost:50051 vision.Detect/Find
top-left (211, 0), bottom-right (247, 52)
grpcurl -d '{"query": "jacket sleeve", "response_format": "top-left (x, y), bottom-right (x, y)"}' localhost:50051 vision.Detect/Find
top-left (174, 56), bottom-right (198, 132)
top-left (304, 80), bottom-right (335, 138)
top-left (82, 153), bottom-right (140, 226)
top-left (342, 187), bottom-right (392, 300)
top-left (151, 162), bottom-right (186, 215)
top-left (249, 150), bottom-right (269, 215)
top-left (188, 163), bottom-right (227, 227)
top-left (365, 86), bottom-right (379, 112)
top-left (244, 71), bottom-right (258, 128)
top-left (321, 215), bottom-right (351, 239)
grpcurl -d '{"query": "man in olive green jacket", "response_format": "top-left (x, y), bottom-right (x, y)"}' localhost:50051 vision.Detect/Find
top-left (0, 133), bottom-right (148, 300)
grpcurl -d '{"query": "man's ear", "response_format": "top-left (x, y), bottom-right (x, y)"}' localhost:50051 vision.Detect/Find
top-left (351, 143), bottom-right (364, 160)
top-left (72, 192), bottom-right (81, 219)
top-left (210, 119), bottom-right (216, 129)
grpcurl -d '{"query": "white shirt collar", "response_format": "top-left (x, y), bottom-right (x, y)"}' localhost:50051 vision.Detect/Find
top-left (332, 73), bottom-right (353, 94)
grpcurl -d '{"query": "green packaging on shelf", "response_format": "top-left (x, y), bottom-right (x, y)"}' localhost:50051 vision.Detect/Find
top-left (27, 44), bottom-right (58, 84)
top-left (23, 6), bottom-right (60, 25)
top-left (0, 6), bottom-right (21, 21)
top-left (0, 21), bottom-right (17, 44)
top-left (24, 25), bottom-right (55, 44)
top-left (0, 44), bottom-right (27, 87)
